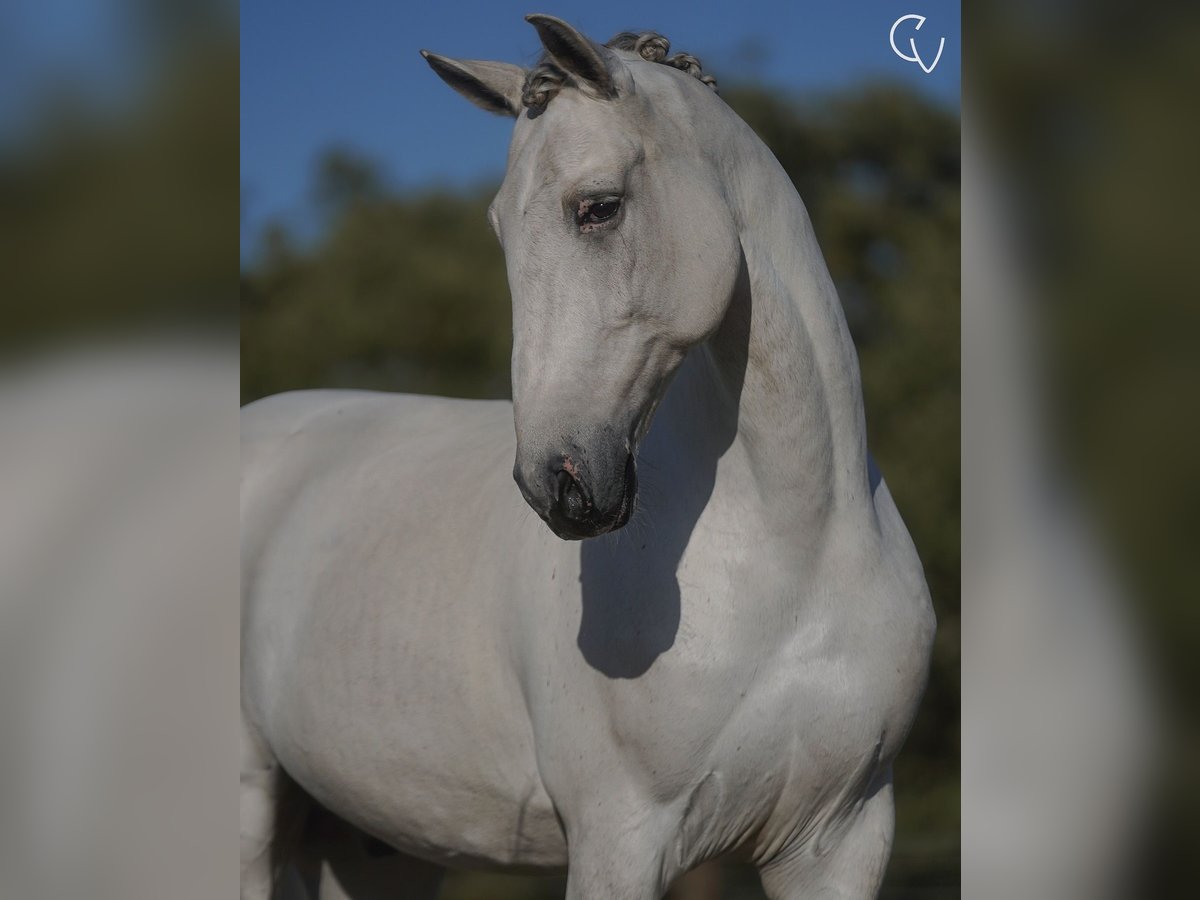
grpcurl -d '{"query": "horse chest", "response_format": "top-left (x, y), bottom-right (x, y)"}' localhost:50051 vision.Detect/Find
top-left (528, 523), bottom-right (925, 860)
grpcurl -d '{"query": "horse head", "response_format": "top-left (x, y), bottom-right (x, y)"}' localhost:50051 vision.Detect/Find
top-left (424, 15), bottom-right (742, 539)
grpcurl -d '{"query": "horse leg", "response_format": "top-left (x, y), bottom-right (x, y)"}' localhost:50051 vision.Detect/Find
top-left (241, 715), bottom-right (312, 899)
top-left (562, 820), bottom-right (678, 900)
top-left (564, 853), bottom-right (667, 900)
top-left (757, 771), bottom-right (895, 900)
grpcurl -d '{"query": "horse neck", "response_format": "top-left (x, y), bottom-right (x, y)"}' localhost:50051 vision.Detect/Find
top-left (694, 122), bottom-right (875, 548)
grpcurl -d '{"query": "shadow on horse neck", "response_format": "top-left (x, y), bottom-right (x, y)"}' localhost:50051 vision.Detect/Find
top-left (577, 251), bottom-right (752, 678)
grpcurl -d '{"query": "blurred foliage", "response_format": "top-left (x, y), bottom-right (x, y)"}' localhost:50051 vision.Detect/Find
top-left (972, 4), bottom-right (1200, 894)
top-left (241, 81), bottom-right (959, 897)
top-left (0, 32), bottom-right (237, 349)
top-left (971, 2), bottom-right (1200, 691)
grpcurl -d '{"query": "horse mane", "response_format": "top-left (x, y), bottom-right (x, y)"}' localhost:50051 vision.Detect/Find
top-left (521, 31), bottom-right (719, 111)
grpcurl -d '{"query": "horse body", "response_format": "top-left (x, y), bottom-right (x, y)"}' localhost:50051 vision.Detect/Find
top-left (242, 18), bottom-right (934, 900)
top-left (242, 392), bottom-right (566, 869)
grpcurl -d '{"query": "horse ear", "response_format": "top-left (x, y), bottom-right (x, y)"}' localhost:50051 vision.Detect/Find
top-left (420, 51), bottom-right (526, 117)
top-left (525, 14), bottom-right (618, 98)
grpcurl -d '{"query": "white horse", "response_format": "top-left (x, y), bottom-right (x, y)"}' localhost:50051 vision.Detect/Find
top-left (241, 15), bottom-right (935, 900)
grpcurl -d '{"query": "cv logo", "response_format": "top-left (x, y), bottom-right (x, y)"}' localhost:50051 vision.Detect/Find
top-left (889, 14), bottom-right (945, 74)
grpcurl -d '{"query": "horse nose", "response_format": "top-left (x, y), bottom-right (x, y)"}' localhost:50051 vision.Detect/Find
top-left (553, 462), bottom-right (592, 523)
top-left (513, 448), bottom-right (634, 539)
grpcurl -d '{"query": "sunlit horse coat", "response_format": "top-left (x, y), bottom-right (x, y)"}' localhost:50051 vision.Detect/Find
top-left (241, 16), bottom-right (935, 900)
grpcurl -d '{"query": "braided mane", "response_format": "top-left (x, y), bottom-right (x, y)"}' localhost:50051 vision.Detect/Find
top-left (521, 31), bottom-right (718, 111)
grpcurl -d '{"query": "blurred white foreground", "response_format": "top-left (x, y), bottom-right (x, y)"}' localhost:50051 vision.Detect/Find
top-left (0, 340), bottom-right (238, 900)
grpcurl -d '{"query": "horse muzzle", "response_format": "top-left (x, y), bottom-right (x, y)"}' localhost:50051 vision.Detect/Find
top-left (514, 447), bottom-right (637, 540)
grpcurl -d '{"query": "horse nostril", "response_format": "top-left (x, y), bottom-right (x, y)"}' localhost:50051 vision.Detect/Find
top-left (555, 468), bottom-right (589, 522)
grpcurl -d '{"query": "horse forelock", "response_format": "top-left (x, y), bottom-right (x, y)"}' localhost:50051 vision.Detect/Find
top-left (520, 31), bottom-right (719, 112)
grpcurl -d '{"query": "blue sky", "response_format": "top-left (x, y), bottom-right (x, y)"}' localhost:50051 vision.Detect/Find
top-left (241, 1), bottom-right (960, 259)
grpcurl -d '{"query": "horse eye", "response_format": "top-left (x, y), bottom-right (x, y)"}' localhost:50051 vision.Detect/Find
top-left (589, 200), bottom-right (619, 221)
top-left (578, 197), bottom-right (621, 230)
